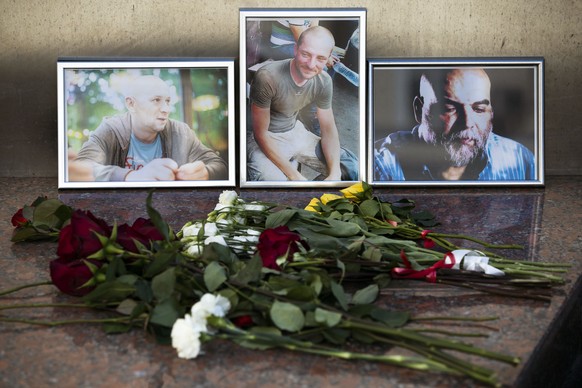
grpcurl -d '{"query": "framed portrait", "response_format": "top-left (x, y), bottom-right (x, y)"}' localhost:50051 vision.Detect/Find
top-left (57, 58), bottom-right (236, 188)
top-left (368, 58), bottom-right (545, 186)
top-left (239, 8), bottom-right (366, 188)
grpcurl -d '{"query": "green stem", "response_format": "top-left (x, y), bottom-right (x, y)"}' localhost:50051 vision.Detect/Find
top-left (411, 329), bottom-right (489, 338)
top-left (216, 324), bottom-right (500, 387)
top-left (0, 316), bottom-right (133, 327)
top-left (0, 303), bottom-right (91, 311)
top-left (363, 330), bottom-right (500, 386)
top-left (412, 315), bottom-right (499, 322)
top-left (339, 319), bottom-right (519, 365)
top-left (0, 281), bottom-right (53, 297)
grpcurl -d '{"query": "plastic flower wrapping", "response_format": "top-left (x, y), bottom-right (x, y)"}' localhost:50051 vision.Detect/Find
top-left (3, 183), bottom-right (570, 387)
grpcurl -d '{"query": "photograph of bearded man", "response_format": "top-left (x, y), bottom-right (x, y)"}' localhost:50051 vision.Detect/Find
top-left (373, 67), bottom-right (537, 182)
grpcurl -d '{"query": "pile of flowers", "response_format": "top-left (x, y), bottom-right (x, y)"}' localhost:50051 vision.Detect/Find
top-left (2, 183), bottom-right (569, 387)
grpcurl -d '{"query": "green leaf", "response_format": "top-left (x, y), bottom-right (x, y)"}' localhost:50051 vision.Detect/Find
top-left (204, 261), bottom-right (227, 292)
top-left (268, 276), bottom-right (302, 292)
top-left (130, 301), bottom-right (148, 320)
top-left (10, 227), bottom-right (52, 242)
top-left (135, 278), bottom-right (153, 303)
top-left (309, 218), bottom-right (361, 237)
top-left (285, 285), bottom-right (316, 302)
top-left (149, 298), bottom-right (180, 328)
top-left (231, 255), bottom-right (262, 285)
top-left (322, 328), bottom-right (350, 345)
top-left (202, 243), bottom-right (238, 266)
top-left (362, 246), bottom-right (382, 262)
top-left (32, 199), bottom-right (69, 228)
top-left (351, 284), bottom-right (379, 305)
top-left (105, 257), bottom-right (127, 281)
top-left (370, 309), bottom-right (410, 328)
top-left (116, 274), bottom-right (138, 285)
top-left (269, 300), bottom-right (305, 332)
top-left (103, 322), bottom-right (131, 334)
top-left (359, 199), bottom-right (380, 217)
top-left (82, 280), bottom-right (136, 303)
top-left (116, 299), bottom-right (138, 315)
top-left (380, 202), bottom-right (394, 216)
top-left (265, 209), bottom-right (299, 229)
top-left (348, 304), bottom-right (375, 318)
top-left (53, 204), bottom-right (73, 227)
top-left (291, 227), bottom-right (349, 251)
top-left (146, 191), bottom-right (172, 242)
top-left (152, 267), bottom-right (176, 301)
top-left (144, 251), bottom-right (175, 278)
top-left (314, 308), bottom-right (342, 327)
top-left (373, 273), bottom-right (392, 288)
top-left (412, 210), bottom-right (439, 227)
top-left (331, 281), bottom-right (349, 311)
top-left (302, 272), bottom-right (322, 296)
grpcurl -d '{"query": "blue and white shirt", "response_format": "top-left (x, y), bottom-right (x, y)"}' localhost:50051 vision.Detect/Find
top-left (374, 127), bottom-right (536, 182)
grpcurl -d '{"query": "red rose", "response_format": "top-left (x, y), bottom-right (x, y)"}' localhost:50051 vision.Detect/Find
top-left (257, 226), bottom-right (306, 270)
top-left (117, 218), bottom-right (164, 253)
top-left (232, 315), bottom-right (254, 328)
top-left (50, 257), bottom-right (103, 297)
top-left (57, 210), bottom-right (111, 260)
top-left (11, 208), bottom-right (28, 227)
top-left (130, 217), bottom-right (164, 241)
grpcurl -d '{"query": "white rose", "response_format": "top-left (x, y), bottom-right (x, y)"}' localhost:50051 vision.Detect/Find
top-left (181, 222), bottom-right (203, 238)
top-left (186, 243), bottom-right (203, 256)
top-left (204, 235), bottom-right (227, 247)
top-left (213, 203), bottom-right (229, 213)
top-left (218, 190), bottom-right (238, 206)
top-left (242, 203), bottom-right (266, 212)
top-left (217, 218), bottom-right (233, 226)
top-left (203, 223), bottom-right (219, 237)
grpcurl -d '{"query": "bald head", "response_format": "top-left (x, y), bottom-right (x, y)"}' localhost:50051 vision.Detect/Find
top-left (419, 68), bottom-right (492, 106)
top-left (124, 75), bottom-right (174, 138)
top-left (297, 26), bottom-right (335, 55)
top-left (124, 75), bottom-right (172, 101)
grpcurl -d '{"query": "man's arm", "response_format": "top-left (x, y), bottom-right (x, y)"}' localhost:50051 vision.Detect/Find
top-left (124, 158), bottom-right (178, 181)
top-left (317, 107), bottom-right (342, 180)
top-left (251, 103), bottom-right (306, 180)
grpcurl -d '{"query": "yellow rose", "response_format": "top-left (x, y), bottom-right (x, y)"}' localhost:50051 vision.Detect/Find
top-left (320, 193), bottom-right (342, 205)
top-left (304, 197), bottom-right (321, 212)
top-left (340, 182), bottom-right (372, 202)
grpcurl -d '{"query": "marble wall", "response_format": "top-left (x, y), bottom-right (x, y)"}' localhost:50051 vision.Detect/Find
top-left (1, 0), bottom-right (580, 177)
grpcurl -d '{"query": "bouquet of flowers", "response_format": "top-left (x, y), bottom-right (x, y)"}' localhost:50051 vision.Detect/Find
top-left (3, 183), bottom-right (568, 387)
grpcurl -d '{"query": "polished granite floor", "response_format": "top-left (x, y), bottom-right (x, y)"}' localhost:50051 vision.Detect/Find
top-left (1, 176), bottom-right (581, 387)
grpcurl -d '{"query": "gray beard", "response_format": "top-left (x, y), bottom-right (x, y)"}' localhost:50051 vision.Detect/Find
top-left (440, 127), bottom-right (490, 167)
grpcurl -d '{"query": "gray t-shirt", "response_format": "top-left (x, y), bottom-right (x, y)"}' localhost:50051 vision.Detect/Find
top-left (126, 131), bottom-right (162, 171)
top-left (250, 59), bottom-right (333, 133)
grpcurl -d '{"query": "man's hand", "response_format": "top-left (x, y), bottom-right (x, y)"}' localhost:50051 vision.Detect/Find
top-left (125, 158), bottom-right (178, 181)
top-left (176, 161), bottom-right (210, 180)
top-left (286, 170), bottom-right (308, 181)
top-left (323, 170), bottom-right (341, 181)
top-left (67, 149), bottom-right (94, 181)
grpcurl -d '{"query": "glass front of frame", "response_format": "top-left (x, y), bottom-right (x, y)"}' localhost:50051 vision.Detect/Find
top-left (58, 59), bottom-right (236, 188)
top-left (368, 58), bottom-right (544, 186)
top-left (240, 9), bottom-right (366, 188)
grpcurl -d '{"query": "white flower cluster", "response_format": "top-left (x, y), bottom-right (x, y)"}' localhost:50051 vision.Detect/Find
top-left (171, 293), bottom-right (231, 359)
top-left (180, 191), bottom-right (266, 257)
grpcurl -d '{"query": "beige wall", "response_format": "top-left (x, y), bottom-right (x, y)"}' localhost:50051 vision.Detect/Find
top-left (1, 0), bottom-right (580, 177)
